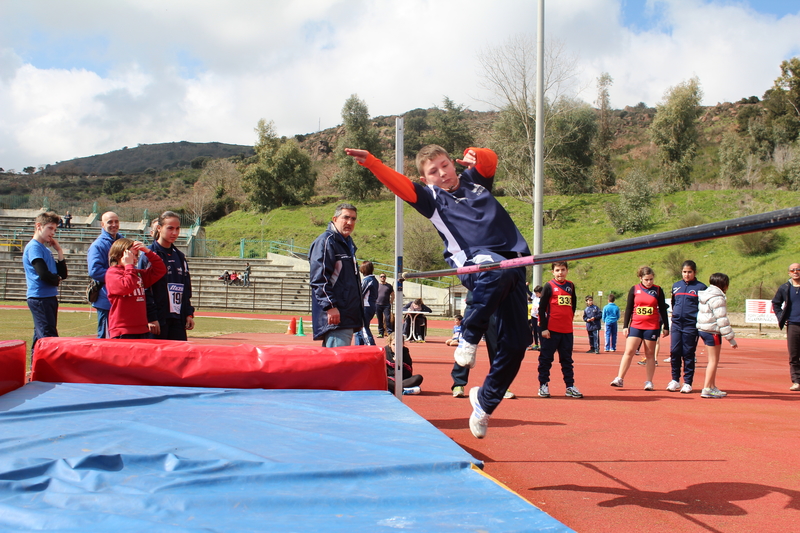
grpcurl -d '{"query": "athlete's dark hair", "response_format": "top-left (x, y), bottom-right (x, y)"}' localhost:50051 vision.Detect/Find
top-left (681, 260), bottom-right (698, 272)
top-left (708, 272), bottom-right (730, 290)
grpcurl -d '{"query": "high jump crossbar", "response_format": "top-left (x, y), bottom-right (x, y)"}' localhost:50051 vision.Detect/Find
top-left (401, 206), bottom-right (800, 281)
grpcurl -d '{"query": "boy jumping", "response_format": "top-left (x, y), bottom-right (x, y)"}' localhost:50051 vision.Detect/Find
top-left (345, 145), bottom-right (531, 439)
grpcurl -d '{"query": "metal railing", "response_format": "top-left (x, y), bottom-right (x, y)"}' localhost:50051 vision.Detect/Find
top-left (240, 238), bottom-right (455, 289)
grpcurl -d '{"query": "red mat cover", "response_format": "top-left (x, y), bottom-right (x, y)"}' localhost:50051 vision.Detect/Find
top-left (0, 340), bottom-right (26, 396)
top-left (30, 337), bottom-right (387, 391)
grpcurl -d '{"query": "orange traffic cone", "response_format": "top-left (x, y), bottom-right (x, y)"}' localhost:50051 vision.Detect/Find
top-left (286, 317), bottom-right (297, 335)
top-left (295, 317), bottom-right (306, 336)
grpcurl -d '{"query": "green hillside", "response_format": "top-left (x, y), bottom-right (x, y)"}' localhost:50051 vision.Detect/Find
top-left (205, 189), bottom-right (800, 310)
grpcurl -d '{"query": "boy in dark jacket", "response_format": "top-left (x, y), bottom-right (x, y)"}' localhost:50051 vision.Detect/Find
top-left (583, 296), bottom-right (602, 354)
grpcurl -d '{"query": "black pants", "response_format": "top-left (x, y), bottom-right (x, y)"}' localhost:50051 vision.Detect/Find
top-left (376, 305), bottom-right (393, 335)
top-left (787, 323), bottom-right (800, 384)
top-left (155, 317), bottom-right (188, 341)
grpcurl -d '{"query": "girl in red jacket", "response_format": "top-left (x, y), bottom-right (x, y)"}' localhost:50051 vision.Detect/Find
top-left (106, 238), bottom-right (166, 339)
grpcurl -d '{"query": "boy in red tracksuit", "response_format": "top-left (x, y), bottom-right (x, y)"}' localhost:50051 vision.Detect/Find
top-left (537, 262), bottom-right (582, 398)
top-left (106, 238), bottom-right (166, 339)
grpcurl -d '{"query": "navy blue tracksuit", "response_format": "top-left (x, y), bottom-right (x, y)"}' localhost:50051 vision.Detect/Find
top-left (670, 279), bottom-right (706, 384)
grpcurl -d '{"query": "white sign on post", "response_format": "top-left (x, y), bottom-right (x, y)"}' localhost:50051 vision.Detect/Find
top-left (745, 299), bottom-right (778, 324)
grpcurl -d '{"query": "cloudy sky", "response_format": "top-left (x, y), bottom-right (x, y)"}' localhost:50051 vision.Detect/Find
top-left (1, 0), bottom-right (798, 171)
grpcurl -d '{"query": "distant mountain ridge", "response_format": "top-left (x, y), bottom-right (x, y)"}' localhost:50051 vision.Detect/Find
top-left (46, 141), bottom-right (255, 175)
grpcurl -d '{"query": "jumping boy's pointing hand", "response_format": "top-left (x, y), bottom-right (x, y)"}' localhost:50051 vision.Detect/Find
top-left (344, 148), bottom-right (368, 163)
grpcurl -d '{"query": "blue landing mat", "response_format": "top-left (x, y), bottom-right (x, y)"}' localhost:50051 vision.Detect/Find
top-left (0, 382), bottom-right (571, 532)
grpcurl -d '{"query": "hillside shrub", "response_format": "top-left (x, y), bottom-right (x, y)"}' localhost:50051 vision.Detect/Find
top-left (605, 167), bottom-right (653, 234)
top-left (735, 231), bottom-right (780, 256)
top-left (676, 211), bottom-right (705, 229)
top-left (661, 248), bottom-right (687, 280)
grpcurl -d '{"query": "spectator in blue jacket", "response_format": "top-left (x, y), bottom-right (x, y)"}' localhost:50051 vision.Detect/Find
top-left (583, 295), bottom-right (602, 354)
top-left (87, 211), bottom-right (122, 338)
top-left (308, 203), bottom-right (364, 347)
top-left (601, 294), bottom-right (620, 352)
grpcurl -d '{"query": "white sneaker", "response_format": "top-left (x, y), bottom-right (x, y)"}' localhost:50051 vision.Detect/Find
top-left (503, 390), bottom-right (516, 399)
top-left (454, 339), bottom-right (478, 368)
top-left (538, 383), bottom-right (550, 398)
top-left (663, 357), bottom-right (671, 363)
top-left (469, 387), bottom-right (490, 438)
top-left (644, 381), bottom-right (654, 391)
top-left (565, 386), bottom-right (583, 398)
top-left (666, 380), bottom-right (680, 392)
top-left (452, 386), bottom-right (465, 398)
top-left (680, 383), bottom-right (693, 394)
top-left (701, 387), bottom-right (726, 398)
top-left (610, 377), bottom-right (623, 387)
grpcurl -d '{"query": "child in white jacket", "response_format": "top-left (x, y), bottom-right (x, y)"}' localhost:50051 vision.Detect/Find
top-left (696, 273), bottom-right (738, 398)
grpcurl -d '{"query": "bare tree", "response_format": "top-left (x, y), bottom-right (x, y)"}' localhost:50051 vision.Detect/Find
top-left (478, 36), bottom-right (592, 211)
top-left (189, 159), bottom-right (244, 223)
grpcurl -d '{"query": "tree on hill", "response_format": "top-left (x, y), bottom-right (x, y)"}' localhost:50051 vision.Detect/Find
top-left (243, 119), bottom-right (316, 212)
top-left (332, 94), bottom-right (383, 200)
top-left (761, 57), bottom-right (800, 147)
top-left (425, 97), bottom-right (474, 156)
top-left (189, 159), bottom-right (245, 223)
top-left (649, 77), bottom-right (703, 192)
top-left (592, 73), bottom-right (615, 192)
top-left (479, 36), bottom-right (595, 203)
top-left (403, 108), bottom-right (431, 154)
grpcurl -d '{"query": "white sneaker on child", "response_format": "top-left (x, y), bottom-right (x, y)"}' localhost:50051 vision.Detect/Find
top-left (666, 380), bottom-right (680, 392)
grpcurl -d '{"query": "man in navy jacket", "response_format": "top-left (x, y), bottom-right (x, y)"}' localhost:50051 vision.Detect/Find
top-left (308, 203), bottom-right (364, 347)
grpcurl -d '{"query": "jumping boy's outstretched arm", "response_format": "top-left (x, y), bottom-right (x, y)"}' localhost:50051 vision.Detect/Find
top-left (344, 148), bottom-right (417, 202)
top-left (343, 147), bottom-right (498, 202)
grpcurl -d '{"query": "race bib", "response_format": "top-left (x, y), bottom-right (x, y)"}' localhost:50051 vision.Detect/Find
top-left (557, 295), bottom-right (572, 306)
top-left (168, 283), bottom-right (184, 314)
top-left (636, 306), bottom-right (654, 315)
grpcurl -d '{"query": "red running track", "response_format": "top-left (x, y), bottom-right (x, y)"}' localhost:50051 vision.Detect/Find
top-left (214, 327), bottom-right (800, 533)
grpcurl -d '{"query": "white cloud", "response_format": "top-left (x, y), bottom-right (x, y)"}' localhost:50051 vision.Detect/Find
top-left (0, 0), bottom-right (798, 170)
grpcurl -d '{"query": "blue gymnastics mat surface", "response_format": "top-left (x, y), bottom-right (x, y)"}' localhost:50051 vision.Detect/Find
top-left (0, 382), bottom-right (571, 532)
